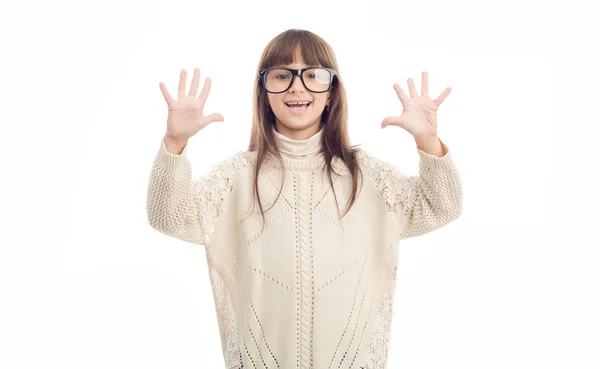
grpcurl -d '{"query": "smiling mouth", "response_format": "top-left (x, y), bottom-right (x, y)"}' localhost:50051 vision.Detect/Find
top-left (285, 102), bottom-right (311, 112)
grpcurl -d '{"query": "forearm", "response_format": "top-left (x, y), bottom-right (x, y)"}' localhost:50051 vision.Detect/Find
top-left (147, 139), bottom-right (203, 244)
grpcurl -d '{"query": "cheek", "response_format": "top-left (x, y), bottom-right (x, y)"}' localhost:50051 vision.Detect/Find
top-left (320, 93), bottom-right (331, 105)
top-left (267, 95), bottom-right (275, 106)
top-left (267, 96), bottom-right (282, 111)
top-left (313, 97), bottom-right (327, 109)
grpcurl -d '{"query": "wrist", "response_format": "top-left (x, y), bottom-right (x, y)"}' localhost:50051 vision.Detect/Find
top-left (163, 135), bottom-right (189, 155)
top-left (164, 134), bottom-right (189, 144)
top-left (414, 135), bottom-right (445, 157)
top-left (413, 134), bottom-right (438, 145)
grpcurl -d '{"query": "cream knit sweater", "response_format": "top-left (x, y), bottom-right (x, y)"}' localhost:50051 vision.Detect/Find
top-left (146, 126), bottom-right (463, 369)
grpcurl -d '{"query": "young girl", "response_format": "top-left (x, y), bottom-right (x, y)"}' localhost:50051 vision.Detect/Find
top-left (147, 29), bottom-right (462, 369)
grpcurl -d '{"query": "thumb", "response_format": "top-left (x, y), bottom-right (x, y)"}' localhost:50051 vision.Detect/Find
top-left (381, 116), bottom-right (403, 129)
top-left (206, 113), bottom-right (225, 123)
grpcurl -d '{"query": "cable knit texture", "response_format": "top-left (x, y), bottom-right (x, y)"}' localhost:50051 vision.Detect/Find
top-left (146, 126), bottom-right (463, 368)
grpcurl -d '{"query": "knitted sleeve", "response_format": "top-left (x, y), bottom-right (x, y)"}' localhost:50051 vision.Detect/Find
top-left (146, 138), bottom-right (250, 247)
top-left (356, 138), bottom-right (463, 239)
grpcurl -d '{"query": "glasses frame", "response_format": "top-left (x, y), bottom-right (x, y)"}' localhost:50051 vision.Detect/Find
top-left (258, 66), bottom-right (337, 94)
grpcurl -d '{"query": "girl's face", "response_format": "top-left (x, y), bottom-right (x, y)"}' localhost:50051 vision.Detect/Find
top-left (266, 59), bottom-right (331, 138)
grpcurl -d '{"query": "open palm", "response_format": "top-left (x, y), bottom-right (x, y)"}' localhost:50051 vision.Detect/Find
top-left (159, 68), bottom-right (224, 140)
top-left (381, 71), bottom-right (451, 137)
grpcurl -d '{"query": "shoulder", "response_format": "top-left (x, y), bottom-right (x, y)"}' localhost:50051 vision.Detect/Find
top-left (354, 147), bottom-right (398, 175)
top-left (210, 150), bottom-right (255, 172)
top-left (354, 148), bottom-right (415, 191)
top-left (198, 150), bottom-right (255, 188)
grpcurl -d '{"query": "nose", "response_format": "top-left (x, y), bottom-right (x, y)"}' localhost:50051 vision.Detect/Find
top-left (288, 74), bottom-right (305, 93)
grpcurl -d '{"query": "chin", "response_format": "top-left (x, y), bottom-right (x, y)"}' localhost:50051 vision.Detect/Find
top-left (278, 120), bottom-right (320, 130)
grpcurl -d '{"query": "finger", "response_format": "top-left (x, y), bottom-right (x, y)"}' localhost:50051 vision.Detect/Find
top-left (393, 84), bottom-right (409, 106)
top-left (434, 87), bottom-right (452, 106)
top-left (407, 77), bottom-right (418, 98)
top-left (188, 68), bottom-right (200, 98)
top-left (159, 82), bottom-right (174, 105)
top-left (422, 71), bottom-right (429, 98)
top-left (381, 116), bottom-right (404, 129)
top-left (205, 112), bottom-right (225, 124)
top-left (178, 69), bottom-right (187, 99)
top-left (197, 77), bottom-right (212, 107)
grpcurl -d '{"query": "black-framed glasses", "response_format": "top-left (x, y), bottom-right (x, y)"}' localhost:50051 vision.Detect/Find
top-left (258, 67), bottom-right (336, 94)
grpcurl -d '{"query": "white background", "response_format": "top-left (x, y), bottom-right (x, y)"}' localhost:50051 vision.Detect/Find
top-left (1, 0), bottom-right (599, 368)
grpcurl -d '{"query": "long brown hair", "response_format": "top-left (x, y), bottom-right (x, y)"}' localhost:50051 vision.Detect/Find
top-left (247, 29), bottom-right (363, 230)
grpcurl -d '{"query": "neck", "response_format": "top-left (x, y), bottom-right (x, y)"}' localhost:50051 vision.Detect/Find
top-left (272, 124), bottom-right (323, 159)
top-left (274, 122), bottom-right (321, 140)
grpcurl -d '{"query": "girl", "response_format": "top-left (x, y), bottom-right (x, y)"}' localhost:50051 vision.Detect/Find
top-left (147, 29), bottom-right (462, 369)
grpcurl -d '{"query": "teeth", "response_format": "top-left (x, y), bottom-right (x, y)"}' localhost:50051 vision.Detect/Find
top-left (287, 102), bottom-right (310, 106)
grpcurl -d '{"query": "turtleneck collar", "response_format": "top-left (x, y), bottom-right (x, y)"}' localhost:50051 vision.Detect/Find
top-left (272, 125), bottom-right (324, 159)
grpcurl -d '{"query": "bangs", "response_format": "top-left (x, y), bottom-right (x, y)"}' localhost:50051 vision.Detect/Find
top-left (261, 30), bottom-right (332, 69)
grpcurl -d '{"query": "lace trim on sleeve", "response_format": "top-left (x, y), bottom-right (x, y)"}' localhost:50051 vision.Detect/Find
top-left (356, 149), bottom-right (417, 235)
top-left (147, 148), bottom-right (252, 247)
top-left (192, 151), bottom-right (252, 247)
top-left (356, 148), bottom-right (462, 239)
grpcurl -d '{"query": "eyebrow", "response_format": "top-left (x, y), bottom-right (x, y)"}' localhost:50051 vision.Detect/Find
top-left (279, 65), bottom-right (320, 69)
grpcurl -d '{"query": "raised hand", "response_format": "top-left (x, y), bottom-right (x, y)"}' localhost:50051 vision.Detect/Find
top-left (381, 71), bottom-right (451, 138)
top-left (159, 68), bottom-right (224, 140)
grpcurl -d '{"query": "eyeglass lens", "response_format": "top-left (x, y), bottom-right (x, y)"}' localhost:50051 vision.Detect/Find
top-left (264, 68), bottom-right (331, 93)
